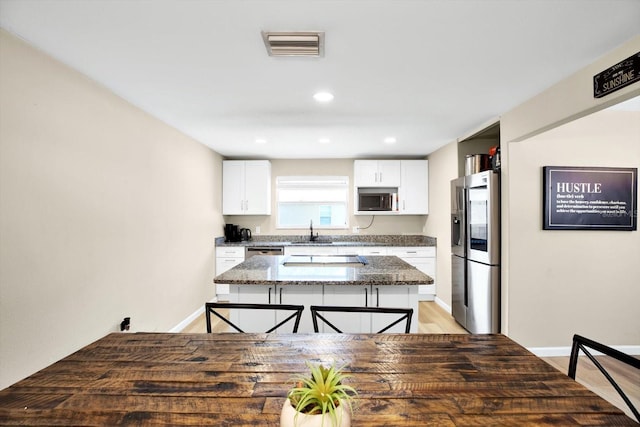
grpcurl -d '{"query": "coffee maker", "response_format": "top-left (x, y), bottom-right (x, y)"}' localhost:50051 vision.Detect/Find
top-left (224, 224), bottom-right (241, 242)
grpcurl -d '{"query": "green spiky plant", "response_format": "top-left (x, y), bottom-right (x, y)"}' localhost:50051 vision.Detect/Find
top-left (287, 362), bottom-right (357, 426)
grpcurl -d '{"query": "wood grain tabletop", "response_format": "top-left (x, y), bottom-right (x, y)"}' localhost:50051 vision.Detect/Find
top-left (0, 333), bottom-right (636, 426)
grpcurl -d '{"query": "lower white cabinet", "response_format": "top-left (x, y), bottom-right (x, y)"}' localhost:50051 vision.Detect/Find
top-left (388, 247), bottom-right (436, 301)
top-left (215, 247), bottom-right (245, 298)
top-left (320, 284), bottom-right (417, 333)
top-left (277, 285), bottom-right (321, 333)
top-left (371, 285), bottom-right (417, 333)
top-left (223, 285), bottom-right (275, 332)
top-left (322, 285), bottom-right (370, 333)
top-left (226, 284), bottom-right (321, 333)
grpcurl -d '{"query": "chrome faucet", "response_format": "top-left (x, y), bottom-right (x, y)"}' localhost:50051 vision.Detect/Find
top-left (309, 220), bottom-right (318, 241)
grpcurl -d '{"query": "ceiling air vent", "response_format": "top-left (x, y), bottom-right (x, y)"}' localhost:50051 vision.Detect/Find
top-left (262, 31), bottom-right (325, 57)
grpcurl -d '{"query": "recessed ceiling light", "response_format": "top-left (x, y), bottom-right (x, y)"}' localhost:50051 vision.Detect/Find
top-left (255, 138), bottom-right (267, 144)
top-left (318, 138), bottom-right (331, 144)
top-left (384, 137), bottom-right (397, 144)
top-left (313, 91), bottom-right (334, 103)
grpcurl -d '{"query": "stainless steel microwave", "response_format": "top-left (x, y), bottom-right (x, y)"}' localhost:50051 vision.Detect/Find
top-left (358, 193), bottom-right (393, 211)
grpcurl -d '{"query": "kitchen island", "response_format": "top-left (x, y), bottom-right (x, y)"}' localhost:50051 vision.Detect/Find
top-left (213, 255), bottom-right (432, 333)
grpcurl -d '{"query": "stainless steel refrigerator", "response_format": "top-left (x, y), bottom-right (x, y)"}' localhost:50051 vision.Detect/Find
top-left (451, 171), bottom-right (500, 334)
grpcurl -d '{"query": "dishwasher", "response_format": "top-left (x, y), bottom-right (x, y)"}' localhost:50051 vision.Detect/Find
top-left (245, 246), bottom-right (284, 258)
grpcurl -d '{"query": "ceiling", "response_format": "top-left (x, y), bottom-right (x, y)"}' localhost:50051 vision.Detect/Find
top-left (1, 0), bottom-right (639, 159)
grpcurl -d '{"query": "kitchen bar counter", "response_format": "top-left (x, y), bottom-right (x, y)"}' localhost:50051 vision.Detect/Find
top-left (214, 234), bottom-right (436, 247)
top-left (1, 333), bottom-right (634, 426)
top-left (213, 255), bottom-right (433, 286)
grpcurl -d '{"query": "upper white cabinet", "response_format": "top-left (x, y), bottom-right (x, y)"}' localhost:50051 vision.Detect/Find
top-left (354, 159), bottom-right (428, 215)
top-left (354, 160), bottom-right (401, 187)
top-left (222, 160), bottom-right (271, 215)
top-left (399, 160), bottom-right (429, 214)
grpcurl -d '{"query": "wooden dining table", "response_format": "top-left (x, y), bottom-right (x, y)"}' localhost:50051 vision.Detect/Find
top-left (0, 332), bottom-right (635, 426)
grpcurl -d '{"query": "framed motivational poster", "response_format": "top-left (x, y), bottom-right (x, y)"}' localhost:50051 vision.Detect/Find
top-left (543, 166), bottom-right (637, 231)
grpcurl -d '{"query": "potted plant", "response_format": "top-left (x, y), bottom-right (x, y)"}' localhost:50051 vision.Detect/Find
top-left (281, 362), bottom-right (357, 427)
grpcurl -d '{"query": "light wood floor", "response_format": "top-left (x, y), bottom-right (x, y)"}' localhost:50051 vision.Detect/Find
top-left (185, 301), bottom-right (639, 421)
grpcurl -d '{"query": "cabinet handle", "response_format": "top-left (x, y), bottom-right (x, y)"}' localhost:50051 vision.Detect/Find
top-left (379, 172), bottom-right (382, 183)
top-left (279, 288), bottom-right (283, 304)
top-left (245, 200), bottom-right (249, 211)
top-left (364, 288), bottom-right (368, 307)
top-left (268, 287), bottom-right (272, 304)
top-left (376, 287), bottom-right (379, 307)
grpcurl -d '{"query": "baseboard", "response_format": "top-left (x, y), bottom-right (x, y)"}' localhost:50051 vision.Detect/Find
top-left (528, 345), bottom-right (640, 357)
top-left (434, 296), bottom-right (451, 314)
top-left (169, 297), bottom-right (217, 333)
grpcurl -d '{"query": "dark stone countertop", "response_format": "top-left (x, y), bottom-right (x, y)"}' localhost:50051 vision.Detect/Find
top-left (215, 234), bottom-right (436, 247)
top-left (213, 255), bottom-right (434, 286)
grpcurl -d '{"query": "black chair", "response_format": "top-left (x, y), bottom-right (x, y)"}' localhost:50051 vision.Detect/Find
top-left (568, 334), bottom-right (640, 422)
top-left (205, 302), bottom-right (304, 333)
top-left (310, 305), bottom-right (413, 333)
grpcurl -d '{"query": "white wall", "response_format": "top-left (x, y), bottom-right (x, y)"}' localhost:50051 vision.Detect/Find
top-left (423, 142), bottom-right (458, 308)
top-left (0, 30), bottom-right (223, 388)
top-left (224, 159), bottom-right (428, 236)
top-left (508, 109), bottom-right (639, 347)
top-left (500, 35), bottom-right (640, 348)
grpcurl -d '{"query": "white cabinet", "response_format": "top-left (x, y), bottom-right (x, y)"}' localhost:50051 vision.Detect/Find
top-left (354, 160), bottom-right (428, 215)
top-left (277, 285), bottom-right (323, 333)
top-left (222, 160), bottom-right (271, 215)
top-left (370, 285), bottom-right (417, 333)
top-left (227, 284), bottom-right (278, 333)
top-left (322, 284), bottom-right (417, 333)
top-left (215, 247), bottom-right (245, 274)
top-left (227, 284), bottom-right (321, 333)
top-left (215, 246), bottom-right (245, 298)
top-left (321, 285), bottom-right (370, 333)
top-left (354, 160), bottom-right (401, 187)
top-left (337, 246), bottom-right (387, 256)
top-left (399, 160), bottom-right (429, 214)
top-left (388, 246), bottom-right (436, 301)
top-left (359, 247), bottom-right (387, 256)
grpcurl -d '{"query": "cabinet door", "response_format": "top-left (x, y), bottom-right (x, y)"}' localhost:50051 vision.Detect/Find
top-left (227, 285), bottom-right (276, 333)
top-left (399, 160), bottom-right (428, 214)
top-left (215, 257), bottom-right (243, 275)
top-left (359, 247), bottom-right (387, 256)
top-left (321, 285), bottom-right (370, 333)
top-left (222, 161), bottom-right (245, 215)
top-left (244, 160), bottom-right (271, 215)
top-left (354, 160), bottom-right (379, 187)
top-left (377, 160), bottom-right (401, 187)
top-left (371, 285), bottom-right (417, 333)
top-left (388, 247), bottom-right (436, 301)
top-left (277, 285), bottom-right (322, 333)
top-left (406, 258), bottom-right (436, 300)
top-left (354, 160), bottom-right (401, 187)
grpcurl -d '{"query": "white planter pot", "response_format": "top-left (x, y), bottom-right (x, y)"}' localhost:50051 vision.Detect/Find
top-left (280, 399), bottom-right (351, 427)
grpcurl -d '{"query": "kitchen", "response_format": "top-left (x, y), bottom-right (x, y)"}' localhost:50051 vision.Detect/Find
top-left (1, 0), bottom-right (639, 406)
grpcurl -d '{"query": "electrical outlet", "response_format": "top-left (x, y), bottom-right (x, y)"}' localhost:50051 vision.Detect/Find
top-left (352, 226), bottom-right (359, 233)
top-left (255, 226), bottom-right (261, 234)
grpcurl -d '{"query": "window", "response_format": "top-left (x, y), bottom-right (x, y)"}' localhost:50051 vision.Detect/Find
top-left (276, 176), bottom-right (349, 229)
